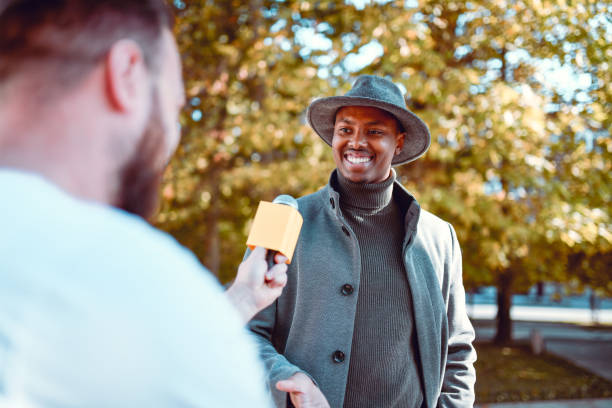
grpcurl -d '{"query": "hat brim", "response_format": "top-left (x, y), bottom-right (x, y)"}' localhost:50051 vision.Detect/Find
top-left (307, 96), bottom-right (431, 165)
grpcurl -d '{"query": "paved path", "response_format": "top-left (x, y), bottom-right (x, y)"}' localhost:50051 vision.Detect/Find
top-left (547, 338), bottom-right (612, 383)
top-left (475, 398), bottom-right (612, 407)
top-left (469, 304), bottom-right (612, 325)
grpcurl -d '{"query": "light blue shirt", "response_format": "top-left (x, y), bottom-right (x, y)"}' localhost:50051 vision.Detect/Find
top-left (0, 170), bottom-right (272, 407)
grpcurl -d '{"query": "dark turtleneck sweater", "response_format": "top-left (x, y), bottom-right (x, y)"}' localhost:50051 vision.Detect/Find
top-left (334, 170), bottom-right (424, 408)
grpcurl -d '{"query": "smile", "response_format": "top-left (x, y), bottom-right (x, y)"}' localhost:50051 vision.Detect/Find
top-left (345, 153), bottom-right (373, 164)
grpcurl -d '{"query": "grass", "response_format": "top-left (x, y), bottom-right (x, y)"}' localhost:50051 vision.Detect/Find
top-left (474, 342), bottom-right (612, 403)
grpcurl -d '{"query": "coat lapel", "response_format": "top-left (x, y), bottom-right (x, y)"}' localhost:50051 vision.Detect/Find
top-left (401, 197), bottom-right (445, 408)
top-left (404, 251), bottom-right (444, 407)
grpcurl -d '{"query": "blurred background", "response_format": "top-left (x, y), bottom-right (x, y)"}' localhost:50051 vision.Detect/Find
top-left (156, 0), bottom-right (611, 404)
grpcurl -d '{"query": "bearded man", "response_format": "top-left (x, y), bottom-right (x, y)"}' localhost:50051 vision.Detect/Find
top-left (0, 1), bottom-right (287, 406)
top-left (249, 75), bottom-right (477, 408)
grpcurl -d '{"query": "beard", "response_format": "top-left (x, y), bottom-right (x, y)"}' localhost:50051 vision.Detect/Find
top-left (116, 89), bottom-right (168, 221)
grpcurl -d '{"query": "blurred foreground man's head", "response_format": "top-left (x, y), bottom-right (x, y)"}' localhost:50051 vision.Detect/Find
top-left (0, 0), bottom-right (184, 218)
top-left (0, 3), bottom-right (284, 406)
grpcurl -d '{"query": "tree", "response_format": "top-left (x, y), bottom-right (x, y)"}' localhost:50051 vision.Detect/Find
top-left (160, 0), bottom-right (611, 342)
top-left (390, 0), bottom-right (611, 343)
top-left (158, 0), bottom-right (339, 281)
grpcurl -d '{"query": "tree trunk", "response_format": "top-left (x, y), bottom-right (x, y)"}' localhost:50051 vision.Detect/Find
top-left (205, 214), bottom-right (220, 277)
top-left (494, 271), bottom-right (514, 344)
top-left (204, 169), bottom-right (222, 278)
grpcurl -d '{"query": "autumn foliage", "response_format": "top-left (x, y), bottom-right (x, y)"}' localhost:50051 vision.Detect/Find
top-left (157, 0), bottom-right (611, 342)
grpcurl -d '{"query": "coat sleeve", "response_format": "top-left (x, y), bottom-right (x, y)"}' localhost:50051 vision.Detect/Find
top-left (248, 303), bottom-right (317, 407)
top-left (438, 224), bottom-right (477, 408)
top-left (240, 248), bottom-right (306, 406)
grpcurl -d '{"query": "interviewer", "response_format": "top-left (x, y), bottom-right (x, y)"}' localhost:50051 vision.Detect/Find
top-left (0, 0), bottom-right (284, 406)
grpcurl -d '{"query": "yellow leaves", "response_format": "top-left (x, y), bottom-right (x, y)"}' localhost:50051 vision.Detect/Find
top-left (486, 168), bottom-right (498, 182)
top-left (200, 191), bottom-right (212, 209)
top-left (560, 230), bottom-right (581, 247)
top-left (422, 52), bottom-right (446, 76)
top-left (162, 184), bottom-right (175, 200)
top-left (308, 142), bottom-right (326, 167)
top-left (424, 77), bottom-right (442, 97)
top-left (403, 28), bottom-right (419, 41)
top-left (372, 24), bottom-right (386, 38)
top-left (221, 184), bottom-right (232, 197)
top-left (605, 138), bottom-right (612, 154)
top-left (590, 104), bottom-right (608, 124)
top-left (477, 241), bottom-right (507, 270)
top-left (163, 0), bottom-right (612, 283)
top-left (453, 170), bottom-right (484, 197)
top-left (187, 82), bottom-right (206, 98)
top-left (570, 164), bottom-right (583, 177)
top-left (555, 0), bottom-right (568, 11)
top-left (523, 107), bottom-right (546, 137)
top-left (569, 117), bottom-right (587, 134)
top-left (548, 204), bottom-right (612, 248)
top-left (496, 243), bottom-right (510, 268)
top-left (516, 244), bottom-right (529, 258)
top-left (524, 154), bottom-right (555, 173)
top-left (304, 67), bottom-right (317, 78)
top-left (214, 44), bottom-right (239, 63)
top-left (600, 225), bottom-right (612, 246)
top-left (465, 69), bottom-right (480, 84)
top-left (496, 83), bottom-right (521, 105)
top-left (213, 151), bottom-right (231, 163)
top-left (489, 150), bottom-right (503, 167)
top-left (581, 222), bottom-right (599, 245)
top-left (210, 73), bottom-right (229, 96)
top-left (237, 67), bottom-right (249, 81)
top-left (531, 0), bottom-right (554, 16)
top-left (196, 157), bottom-right (208, 170)
top-left (432, 17), bottom-right (448, 29)
top-left (503, 110), bottom-right (515, 126)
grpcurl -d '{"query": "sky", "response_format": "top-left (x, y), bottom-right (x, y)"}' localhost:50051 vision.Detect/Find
top-left (292, 0), bottom-right (604, 102)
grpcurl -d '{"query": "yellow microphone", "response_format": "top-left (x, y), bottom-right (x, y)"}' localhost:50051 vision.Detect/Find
top-left (246, 195), bottom-right (303, 268)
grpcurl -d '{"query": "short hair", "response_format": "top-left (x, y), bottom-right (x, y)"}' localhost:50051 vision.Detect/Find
top-left (0, 0), bottom-right (174, 87)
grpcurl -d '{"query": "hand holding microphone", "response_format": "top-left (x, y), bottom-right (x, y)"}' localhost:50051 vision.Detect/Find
top-left (226, 195), bottom-right (303, 322)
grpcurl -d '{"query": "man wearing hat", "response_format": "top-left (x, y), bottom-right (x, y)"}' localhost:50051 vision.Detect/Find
top-left (249, 75), bottom-right (476, 408)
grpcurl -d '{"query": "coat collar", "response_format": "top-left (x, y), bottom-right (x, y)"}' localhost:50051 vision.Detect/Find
top-left (405, 252), bottom-right (445, 407)
top-left (322, 169), bottom-right (421, 248)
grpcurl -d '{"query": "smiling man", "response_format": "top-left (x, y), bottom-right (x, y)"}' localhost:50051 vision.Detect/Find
top-left (249, 75), bottom-right (477, 408)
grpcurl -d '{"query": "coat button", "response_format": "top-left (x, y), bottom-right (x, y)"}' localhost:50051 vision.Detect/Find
top-left (341, 284), bottom-right (354, 296)
top-left (330, 197), bottom-right (335, 209)
top-left (332, 350), bottom-right (345, 363)
top-left (341, 226), bottom-right (350, 236)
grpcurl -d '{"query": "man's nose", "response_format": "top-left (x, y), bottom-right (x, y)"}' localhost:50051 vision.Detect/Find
top-left (347, 128), bottom-right (367, 148)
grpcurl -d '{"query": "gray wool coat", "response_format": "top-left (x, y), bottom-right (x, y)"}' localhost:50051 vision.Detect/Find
top-left (248, 173), bottom-right (477, 408)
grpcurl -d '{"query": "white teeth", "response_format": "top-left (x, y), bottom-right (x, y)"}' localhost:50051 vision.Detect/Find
top-left (346, 155), bottom-right (372, 164)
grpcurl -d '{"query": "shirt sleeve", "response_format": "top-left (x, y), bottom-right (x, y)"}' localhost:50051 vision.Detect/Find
top-left (0, 211), bottom-right (273, 408)
top-left (248, 297), bottom-right (318, 407)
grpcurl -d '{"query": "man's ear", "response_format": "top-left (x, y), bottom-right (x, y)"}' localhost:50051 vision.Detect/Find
top-left (104, 39), bottom-right (148, 112)
top-left (395, 132), bottom-right (406, 156)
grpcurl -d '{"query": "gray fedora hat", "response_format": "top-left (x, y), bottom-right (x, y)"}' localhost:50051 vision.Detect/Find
top-left (306, 75), bottom-right (431, 165)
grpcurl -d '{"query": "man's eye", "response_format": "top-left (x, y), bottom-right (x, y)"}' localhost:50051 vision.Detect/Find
top-left (338, 127), bottom-right (351, 133)
top-left (368, 129), bottom-right (383, 135)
